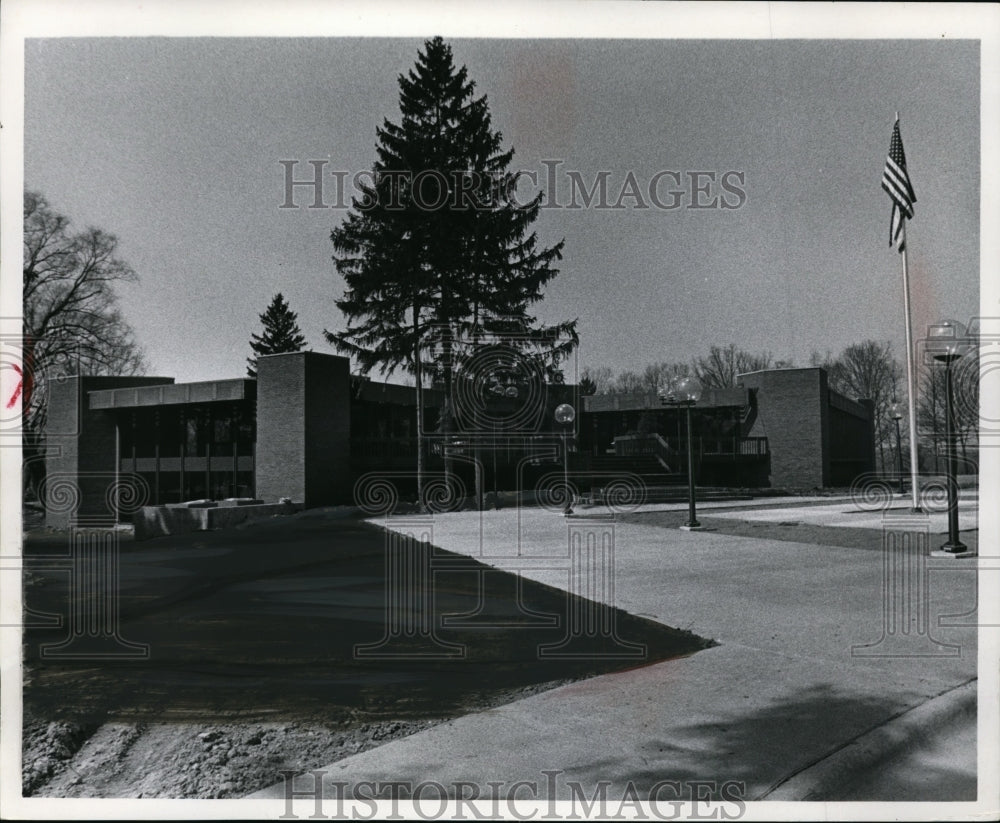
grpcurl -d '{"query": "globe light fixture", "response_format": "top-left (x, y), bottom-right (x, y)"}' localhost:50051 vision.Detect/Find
top-left (926, 320), bottom-right (974, 556)
top-left (660, 376), bottom-right (703, 529)
top-left (554, 403), bottom-right (576, 426)
top-left (889, 400), bottom-right (904, 496)
top-left (554, 403), bottom-right (576, 515)
top-left (673, 375), bottom-right (703, 405)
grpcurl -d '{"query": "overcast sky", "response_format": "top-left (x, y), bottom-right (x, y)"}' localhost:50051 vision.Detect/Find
top-left (23, 34), bottom-right (981, 384)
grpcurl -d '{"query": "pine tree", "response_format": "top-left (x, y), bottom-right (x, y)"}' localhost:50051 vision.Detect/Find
top-left (326, 37), bottom-right (577, 501)
top-left (247, 293), bottom-right (307, 378)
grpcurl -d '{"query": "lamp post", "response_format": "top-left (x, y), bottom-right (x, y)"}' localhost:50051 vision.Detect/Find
top-left (660, 376), bottom-right (703, 530)
top-left (889, 401), bottom-right (904, 496)
top-left (554, 403), bottom-right (576, 516)
top-left (926, 320), bottom-right (972, 556)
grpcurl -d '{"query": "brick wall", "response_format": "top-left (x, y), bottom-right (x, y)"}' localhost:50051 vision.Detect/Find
top-left (255, 354), bottom-right (306, 503)
top-left (45, 375), bottom-right (174, 528)
top-left (255, 352), bottom-right (351, 507)
top-left (739, 368), bottom-right (875, 489)
top-left (739, 369), bottom-right (826, 489)
top-left (828, 395), bottom-right (877, 485)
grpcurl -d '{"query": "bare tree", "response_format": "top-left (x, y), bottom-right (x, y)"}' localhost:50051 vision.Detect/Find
top-left (580, 365), bottom-right (615, 395)
top-left (640, 363), bottom-right (659, 394)
top-left (825, 340), bottom-right (901, 474)
top-left (918, 351), bottom-right (978, 472)
top-left (612, 370), bottom-right (645, 394)
top-left (640, 361), bottom-right (690, 395)
top-left (917, 364), bottom-right (945, 472)
top-left (953, 348), bottom-right (980, 464)
top-left (808, 349), bottom-right (837, 370)
top-left (692, 344), bottom-right (774, 389)
top-left (22, 191), bottom-right (147, 494)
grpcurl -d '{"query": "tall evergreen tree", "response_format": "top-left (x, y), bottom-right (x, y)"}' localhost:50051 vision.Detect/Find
top-left (247, 293), bottom-right (307, 377)
top-left (326, 37), bottom-right (577, 501)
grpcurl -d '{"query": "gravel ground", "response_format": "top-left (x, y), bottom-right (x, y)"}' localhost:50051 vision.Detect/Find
top-left (22, 680), bottom-right (569, 799)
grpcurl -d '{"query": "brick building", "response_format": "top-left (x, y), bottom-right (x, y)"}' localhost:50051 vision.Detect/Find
top-left (739, 368), bottom-right (876, 488)
top-left (43, 354), bottom-right (875, 527)
top-left (580, 367), bottom-right (876, 490)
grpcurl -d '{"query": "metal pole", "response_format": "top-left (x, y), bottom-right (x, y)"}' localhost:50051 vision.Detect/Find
top-left (894, 417), bottom-right (904, 495)
top-left (562, 426), bottom-right (572, 516)
top-left (685, 404), bottom-right (699, 528)
top-left (114, 418), bottom-right (121, 525)
top-left (941, 358), bottom-right (965, 552)
top-left (899, 220), bottom-right (922, 511)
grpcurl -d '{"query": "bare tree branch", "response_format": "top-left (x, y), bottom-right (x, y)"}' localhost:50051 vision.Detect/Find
top-left (21, 191), bottom-right (147, 496)
top-left (692, 344), bottom-right (774, 389)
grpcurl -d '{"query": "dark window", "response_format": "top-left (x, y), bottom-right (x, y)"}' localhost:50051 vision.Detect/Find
top-left (133, 409), bottom-right (157, 458)
top-left (211, 471), bottom-right (234, 500)
top-left (137, 471), bottom-right (158, 505)
top-left (159, 472), bottom-right (181, 504)
top-left (183, 473), bottom-right (207, 502)
top-left (185, 408), bottom-right (209, 456)
top-left (213, 410), bottom-right (233, 445)
top-left (159, 407), bottom-right (182, 458)
top-left (234, 471), bottom-right (254, 499)
top-left (119, 411), bottom-right (135, 457)
top-left (236, 407), bottom-right (255, 456)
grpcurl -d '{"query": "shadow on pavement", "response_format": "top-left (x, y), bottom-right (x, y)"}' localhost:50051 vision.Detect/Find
top-left (23, 514), bottom-right (712, 726)
top-left (543, 683), bottom-right (975, 802)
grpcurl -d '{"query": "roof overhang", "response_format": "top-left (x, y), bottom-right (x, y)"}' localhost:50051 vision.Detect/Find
top-left (89, 379), bottom-right (256, 409)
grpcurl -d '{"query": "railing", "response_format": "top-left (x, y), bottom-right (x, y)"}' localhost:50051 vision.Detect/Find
top-left (613, 433), bottom-right (675, 469)
top-left (698, 436), bottom-right (769, 457)
top-left (352, 434), bottom-right (769, 465)
top-left (614, 434), bottom-right (768, 461)
top-left (350, 434), bottom-right (572, 464)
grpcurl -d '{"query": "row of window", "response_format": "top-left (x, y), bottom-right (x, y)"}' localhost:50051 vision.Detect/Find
top-left (118, 402), bottom-right (255, 459)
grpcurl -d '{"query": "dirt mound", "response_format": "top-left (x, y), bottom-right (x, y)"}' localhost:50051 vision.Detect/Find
top-left (23, 709), bottom-right (445, 798)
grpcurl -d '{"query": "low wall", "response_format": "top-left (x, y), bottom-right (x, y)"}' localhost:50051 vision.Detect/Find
top-left (134, 501), bottom-right (303, 541)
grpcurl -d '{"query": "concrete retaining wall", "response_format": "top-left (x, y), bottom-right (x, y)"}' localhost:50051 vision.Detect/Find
top-left (134, 501), bottom-right (302, 540)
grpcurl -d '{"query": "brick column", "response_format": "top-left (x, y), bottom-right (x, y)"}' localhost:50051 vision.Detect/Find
top-left (255, 352), bottom-right (352, 507)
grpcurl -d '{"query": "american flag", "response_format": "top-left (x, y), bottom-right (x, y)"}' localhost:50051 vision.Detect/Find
top-left (881, 118), bottom-right (916, 252)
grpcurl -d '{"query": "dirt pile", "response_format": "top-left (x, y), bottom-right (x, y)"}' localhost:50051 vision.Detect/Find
top-left (23, 710), bottom-right (445, 798)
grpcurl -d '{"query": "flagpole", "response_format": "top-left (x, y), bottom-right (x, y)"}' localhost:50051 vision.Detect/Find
top-left (899, 218), bottom-right (922, 511)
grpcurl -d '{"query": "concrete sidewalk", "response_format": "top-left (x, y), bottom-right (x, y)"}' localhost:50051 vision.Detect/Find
top-left (701, 494), bottom-right (979, 533)
top-left (251, 501), bottom-right (980, 802)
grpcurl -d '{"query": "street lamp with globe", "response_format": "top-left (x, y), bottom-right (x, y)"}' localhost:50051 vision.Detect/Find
top-left (554, 403), bottom-right (576, 515)
top-left (926, 319), bottom-right (974, 556)
top-left (889, 401), bottom-right (905, 495)
top-left (661, 376), bottom-right (703, 530)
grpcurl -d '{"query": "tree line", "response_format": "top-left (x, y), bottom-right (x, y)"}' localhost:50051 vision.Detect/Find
top-left (579, 344), bottom-right (784, 396)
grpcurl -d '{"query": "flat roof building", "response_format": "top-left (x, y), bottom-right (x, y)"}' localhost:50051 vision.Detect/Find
top-left (43, 353), bottom-right (876, 528)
